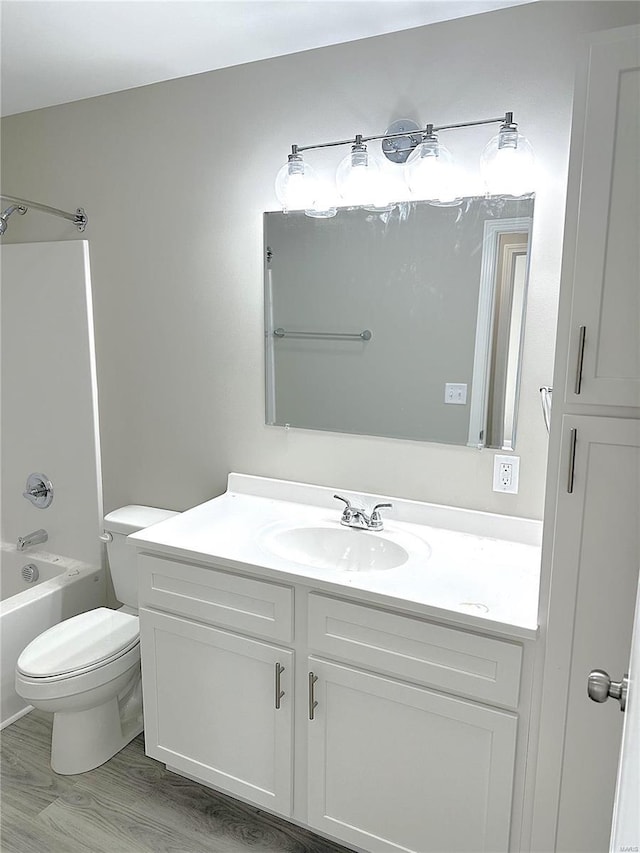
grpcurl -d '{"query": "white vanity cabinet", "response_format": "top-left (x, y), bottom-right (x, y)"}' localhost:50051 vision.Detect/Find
top-left (138, 550), bottom-right (530, 853)
top-left (307, 658), bottom-right (517, 853)
top-left (139, 608), bottom-right (294, 814)
top-left (138, 553), bottom-right (295, 815)
top-left (306, 595), bottom-right (521, 853)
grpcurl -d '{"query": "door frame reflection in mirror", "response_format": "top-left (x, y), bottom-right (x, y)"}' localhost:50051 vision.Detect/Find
top-left (468, 216), bottom-right (533, 449)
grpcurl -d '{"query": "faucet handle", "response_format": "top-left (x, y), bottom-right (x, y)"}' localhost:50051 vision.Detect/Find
top-left (334, 494), bottom-right (355, 523)
top-left (370, 503), bottom-right (392, 529)
top-left (23, 473), bottom-right (54, 509)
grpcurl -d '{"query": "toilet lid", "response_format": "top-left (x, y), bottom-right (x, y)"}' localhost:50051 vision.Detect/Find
top-left (17, 608), bottom-right (139, 678)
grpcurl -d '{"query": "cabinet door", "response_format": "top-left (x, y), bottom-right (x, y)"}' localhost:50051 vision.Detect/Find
top-left (564, 28), bottom-right (640, 406)
top-left (549, 416), bottom-right (640, 852)
top-left (139, 608), bottom-right (293, 815)
top-left (307, 658), bottom-right (517, 853)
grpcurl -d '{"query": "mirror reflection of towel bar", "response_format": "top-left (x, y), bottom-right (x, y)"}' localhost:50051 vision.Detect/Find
top-left (273, 328), bottom-right (372, 341)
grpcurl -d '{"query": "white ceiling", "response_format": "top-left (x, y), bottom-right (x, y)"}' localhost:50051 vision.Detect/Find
top-left (0, 0), bottom-right (532, 117)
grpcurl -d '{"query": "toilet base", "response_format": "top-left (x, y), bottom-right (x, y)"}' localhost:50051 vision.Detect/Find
top-left (16, 641), bottom-right (144, 775)
top-left (51, 697), bottom-right (143, 775)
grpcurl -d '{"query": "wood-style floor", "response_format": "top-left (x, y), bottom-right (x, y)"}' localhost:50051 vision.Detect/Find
top-left (1, 710), bottom-right (354, 853)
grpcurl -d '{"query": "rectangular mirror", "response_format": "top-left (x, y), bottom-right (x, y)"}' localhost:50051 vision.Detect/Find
top-left (264, 196), bottom-right (534, 449)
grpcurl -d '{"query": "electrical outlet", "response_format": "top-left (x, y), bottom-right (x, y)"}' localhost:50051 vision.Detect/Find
top-left (493, 454), bottom-right (520, 494)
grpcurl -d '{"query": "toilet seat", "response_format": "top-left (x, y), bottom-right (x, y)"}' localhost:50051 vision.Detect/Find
top-left (15, 642), bottom-right (141, 702)
top-left (17, 607), bottom-right (139, 680)
top-left (18, 639), bottom-right (140, 683)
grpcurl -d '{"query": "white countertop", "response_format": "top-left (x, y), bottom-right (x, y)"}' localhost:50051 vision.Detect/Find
top-left (130, 474), bottom-right (542, 640)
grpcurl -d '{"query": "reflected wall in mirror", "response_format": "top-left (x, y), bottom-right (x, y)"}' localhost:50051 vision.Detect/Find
top-left (264, 196), bottom-right (534, 449)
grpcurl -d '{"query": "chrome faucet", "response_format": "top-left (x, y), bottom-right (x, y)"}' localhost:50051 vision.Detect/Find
top-left (334, 495), bottom-right (392, 531)
top-left (17, 528), bottom-right (48, 551)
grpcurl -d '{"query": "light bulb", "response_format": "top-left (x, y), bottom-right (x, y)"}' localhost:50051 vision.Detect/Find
top-left (275, 153), bottom-right (318, 212)
top-left (336, 139), bottom-right (387, 207)
top-left (404, 134), bottom-right (457, 202)
top-left (305, 183), bottom-right (338, 218)
top-left (480, 126), bottom-right (535, 196)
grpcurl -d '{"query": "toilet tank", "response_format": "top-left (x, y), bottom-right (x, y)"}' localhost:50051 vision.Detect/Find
top-left (103, 505), bottom-right (179, 608)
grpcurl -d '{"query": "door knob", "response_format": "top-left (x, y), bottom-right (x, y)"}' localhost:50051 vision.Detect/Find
top-left (587, 669), bottom-right (628, 712)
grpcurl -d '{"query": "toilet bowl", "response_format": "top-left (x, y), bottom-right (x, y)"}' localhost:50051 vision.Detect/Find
top-left (16, 607), bottom-right (142, 774)
top-left (15, 505), bottom-right (178, 775)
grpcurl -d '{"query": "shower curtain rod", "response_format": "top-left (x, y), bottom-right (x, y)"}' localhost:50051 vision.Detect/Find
top-left (0, 194), bottom-right (88, 231)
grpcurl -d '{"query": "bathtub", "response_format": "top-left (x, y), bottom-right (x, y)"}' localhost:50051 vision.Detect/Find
top-left (0, 544), bottom-right (105, 728)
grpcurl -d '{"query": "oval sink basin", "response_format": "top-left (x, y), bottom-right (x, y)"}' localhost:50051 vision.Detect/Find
top-left (264, 526), bottom-right (410, 572)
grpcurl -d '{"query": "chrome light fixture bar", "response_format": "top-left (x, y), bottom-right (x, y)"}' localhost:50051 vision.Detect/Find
top-left (275, 112), bottom-right (535, 214)
top-left (290, 112), bottom-right (514, 156)
top-left (0, 193), bottom-right (88, 233)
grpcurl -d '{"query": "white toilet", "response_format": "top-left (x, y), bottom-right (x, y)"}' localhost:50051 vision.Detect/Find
top-left (15, 505), bottom-right (178, 775)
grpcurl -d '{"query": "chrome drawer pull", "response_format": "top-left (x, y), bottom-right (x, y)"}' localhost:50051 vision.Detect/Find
top-left (308, 672), bottom-right (319, 720)
top-left (567, 428), bottom-right (577, 494)
top-left (275, 662), bottom-right (285, 710)
top-left (574, 325), bottom-right (586, 395)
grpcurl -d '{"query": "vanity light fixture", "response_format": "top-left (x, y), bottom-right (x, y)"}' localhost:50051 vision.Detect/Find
top-left (335, 135), bottom-right (390, 209)
top-left (480, 113), bottom-right (536, 196)
top-left (274, 150), bottom-right (319, 213)
top-left (275, 111), bottom-right (535, 214)
top-left (404, 125), bottom-right (457, 203)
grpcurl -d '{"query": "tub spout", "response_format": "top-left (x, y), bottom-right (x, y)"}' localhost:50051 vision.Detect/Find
top-left (17, 529), bottom-right (48, 551)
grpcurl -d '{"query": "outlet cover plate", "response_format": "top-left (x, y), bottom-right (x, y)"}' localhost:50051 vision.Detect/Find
top-left (493, 454), bottom-right (520, 494)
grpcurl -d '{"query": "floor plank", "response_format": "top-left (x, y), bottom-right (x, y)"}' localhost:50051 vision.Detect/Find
top-left (0, 801), bottom-right (95, 853)
top-left (1, 712), bottom-right (79, 819)
top-left (1, 711), bottom-right (355, 853)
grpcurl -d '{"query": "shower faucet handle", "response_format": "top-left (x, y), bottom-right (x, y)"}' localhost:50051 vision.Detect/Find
top-left (22, 473), bottom-right (54, 509)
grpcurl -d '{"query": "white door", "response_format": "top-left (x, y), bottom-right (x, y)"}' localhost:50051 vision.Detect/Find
top-left (610, 577), bottom-right (640, 852)
top-left (552, 417), bottom-right (640, 852)
top-left (139, 608), bottom-right (294, 815)
top-left (306, 657), bottom-right (517, 853)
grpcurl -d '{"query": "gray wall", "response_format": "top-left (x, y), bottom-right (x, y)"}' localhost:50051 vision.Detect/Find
top-left (2, 1), bottom-right (637, 520)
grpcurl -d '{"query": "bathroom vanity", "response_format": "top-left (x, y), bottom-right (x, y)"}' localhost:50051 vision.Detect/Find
top-left (131, 475), bottom-right (541, 853)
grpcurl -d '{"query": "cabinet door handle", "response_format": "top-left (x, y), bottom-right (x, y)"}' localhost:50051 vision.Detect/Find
top-left (574, 325), bottom-right (586, 395)
top-left (275, 662), bottom-right (285, 710)
top-left (308, 671), bottom-right (319, 720)
top-left (567, 428), bottom-right (577, 494)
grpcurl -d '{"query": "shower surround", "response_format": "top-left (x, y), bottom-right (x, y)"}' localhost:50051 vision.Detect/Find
top-left (0, 240), bottom-right (106, 725)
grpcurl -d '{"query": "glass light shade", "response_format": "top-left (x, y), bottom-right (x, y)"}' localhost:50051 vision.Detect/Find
top-left (336, 145), bottom-right (388, 208)
top-left (305, 184), bottom-right (338, 218)
top-left (363, 176), bottom-right (397, 212)
top-left (480, 130), bottom-right (535, 196)
top-left (275, 154), bottom-right (318, 212)
top-left (404, 137), bottom-right (457, 202)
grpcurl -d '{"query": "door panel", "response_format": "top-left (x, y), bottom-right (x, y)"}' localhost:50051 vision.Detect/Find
top-left (307, 657), bottom-right (517, 853)
top-left (565, 34), bottom-right (640, 406)
top-left (140, 608), bottom-right (294, 815)
top-left (610, 578), bottom-right (640, 851)
top-left (554, 417), bottom-right (640, 852)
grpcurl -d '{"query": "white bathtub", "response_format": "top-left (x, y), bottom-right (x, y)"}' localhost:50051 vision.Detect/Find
top-left (0, 544), bottom-right (105, 728)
